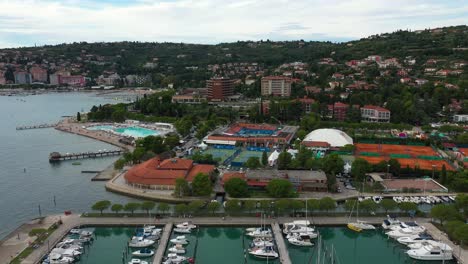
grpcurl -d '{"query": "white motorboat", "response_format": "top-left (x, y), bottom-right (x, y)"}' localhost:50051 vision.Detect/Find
top-left (128, 237), bottom-right (155, 248)
top-left (249, 246), bottom-right (279, 259)
top-left (246, 228), bottom-right (273, 238)
top-left (69, 229), bottom-right (81, 234)
top-left (50, 248), bottom-right (81, 258)
top-left (381, 215), bottom-right (400, 229)
top-left (173, 227), bottom-right (192, 234)
top-left (372, 196), bottom-right (383, 203)
top-left (449, 196), bottom-right (456, 202)
top-left (407, 240), bottom-right (451, 250)
top-left (45, 253), bottom-right (75, 264)
top-left (170, 236), bottom-right (189, 245)
top-left (389, 222), bottom-right (424, 231)
top-left (397, 233), bottom-right (433, 245)
top-left (163, 253), bottom-right (187, 264)
top-left (283, 220), bottom-right (310, 231)
top-left (80, 230), bottom-right (93, 237)
top-left (283, 224), bottom-right (315, 235)
top-left (386, 227), bottom-right (426, 239)
top-left (286, 231), bottom-right (318, 239)
top-left (128, 259), bottom-right (149, 264)
top-left (132, 248), bottom-right (155, 257)
top-left (176, 222), bottom-right (197, 229)
top-left (56, 242), bottom-right (83, 251)
top-left (251, 237), bottom-right (274, 247)
top-left (287, 235), bottom-right (314, 246)
top-left (168, 244), bottom-right (186, 254)
top-left (407, 244), bottom-right (453, 260)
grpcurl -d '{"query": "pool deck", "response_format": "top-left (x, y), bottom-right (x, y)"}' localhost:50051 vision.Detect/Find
top-left (5, 214), bottom-right (433, 264)
top-left (153, 223), bottom-right (173, 264)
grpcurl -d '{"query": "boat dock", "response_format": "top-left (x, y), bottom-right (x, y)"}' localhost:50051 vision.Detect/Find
top-left (272, 223), bottom-right (292, 264)
top-left (153, 222), bottom-right (173, 264)
top-left (49, 150), bottom-right (123, 162)
top-left (16, 123), bottom-right (57, 130)
top-left (422, 223), bottom-right (467, 263)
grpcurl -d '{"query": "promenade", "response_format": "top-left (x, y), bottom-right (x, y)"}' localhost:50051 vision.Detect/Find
top-left (2, 214), bottom-right (430, 264)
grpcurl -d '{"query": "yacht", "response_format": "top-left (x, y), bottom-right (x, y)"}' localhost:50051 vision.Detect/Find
top-left (43, 253), bottom-right (75, 264)
top-left (389, 222), bottom-right (424, 231)
top-left (170, 236), bottom-right (189, 245)
top-left (282, 223), bottom-right (315, 235)
top-left (168, 244), bottom-right (186, 254)
top-left (128, 237), bottom-right (155, 248)
top-left (372, 196), bottom-right (383, 204)
top-left (251, 238), bottom-right (274, 248)
top-left (163, 253), bottom-right (187, 264)
top-left (283, 220), bottom-right (311, 233)
top-left (128, 259), bottom-right (149, 264)
top-left (173, 227), bottom-right (192, 234)
top-left (69, 229), bottom-right (81, 235)
top-left (50, 248), bottom-right (81, 258)
top-left (397, 233), bottom-right (433, 245)
top-left (286, 231), bottom-right (318, 240)
top-left (407, 244), bottom-right (453, 260)
top-left (348, 220), bottom-right (376, 231)
top-left (248, 246), bottom-right (279, 259)
top-left (246, 227), bottom-right (273, 238)
top-left (176, 222), bottom-right (197, 229)
top-left (80, 230), bottom-right (93, 237)
top-left (407, 240), bottom-right (451, 250)
top-left (386, 226), bottom-right (426, 239)
top-left (131, 249), bottom-right (155, 257)
top-left (381, 215), bottom-right (400, 229)
top-left (287, 234), bottom-right (314, 246)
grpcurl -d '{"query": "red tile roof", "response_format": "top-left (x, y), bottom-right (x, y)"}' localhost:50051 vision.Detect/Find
top-left (186, 164), bottom-right (216, 182)
top-left (362, 105), bottom-right (390, 112)
top-left (221, 172), bottom-right (246, 185)
top-left (159, 158), bottom-right (193, 170)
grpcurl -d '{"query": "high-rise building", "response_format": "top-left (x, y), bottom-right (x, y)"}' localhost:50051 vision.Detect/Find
top-left (206, 77), bottom-right (234, 101)
top-left (261, 76), bottom-right (291, 97)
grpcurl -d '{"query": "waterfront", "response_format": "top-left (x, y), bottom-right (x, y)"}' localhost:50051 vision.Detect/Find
top-left (0, 93), bottom-right (135, 239)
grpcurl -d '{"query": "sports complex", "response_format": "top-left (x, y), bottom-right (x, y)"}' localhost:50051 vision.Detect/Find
top-left (356, 142), bottom-right (455, 171)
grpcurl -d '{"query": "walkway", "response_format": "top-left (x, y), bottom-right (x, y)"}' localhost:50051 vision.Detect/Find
top-left (422, 223), bottom-right (468, 264)
top-left (272, 223), bottom-right (291, 264)
top-left (153, 223), bottom-right (173, 264)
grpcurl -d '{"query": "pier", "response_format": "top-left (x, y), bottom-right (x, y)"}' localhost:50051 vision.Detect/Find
top-left (49, 150), bottom-right (124, 162)
top-left (16, 123), bottom-right (57, 130)
top-left (422, 223), bottom-right (467, 263)
top-left (153, 222), bottom-right (173, 264)
top-left (272, 222), bottom-right (292, 264)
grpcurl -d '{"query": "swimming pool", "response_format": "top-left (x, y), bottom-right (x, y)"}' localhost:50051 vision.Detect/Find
top-left (87, 125), bottom-right (160, 138)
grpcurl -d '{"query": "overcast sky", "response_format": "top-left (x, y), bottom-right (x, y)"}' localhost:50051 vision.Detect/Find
top-left (0, 0), bottom-right (467, 48)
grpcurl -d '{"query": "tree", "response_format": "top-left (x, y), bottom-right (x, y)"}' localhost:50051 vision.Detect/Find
top-left (388, 158), bottom-right (401, 176)
top-left (380, 199), bottom-right (398, 213)
top-left (157, 202), bottom-right (170, 215)
top-left (344, 200), bottom-right (357, 211)
top-left (275, 199), bottom-right (291, 215)
top-left (76, 112), bottom-right (81, 122)
top-left (207, 201), bottom-right (220, 215)
top-left (174, 178), bottom-right (190, 197)
top-left (188, 200), bottom-right (204, 215)
top-left (266, 179), bottom-right (294, 198)
top-left (360, 199), bottom-right (378, 214)
top-left (262, 151), bottom-right (268, 166)
top-left (225, 199), bottom-right (241, 214)
top-left (191, 173), bottom-right (212, 196)
top-left (124, 202), bottom-right (140, 215)
top-left (114, 158), bottom-right (126, 170)
top-left (141, 201), bottom-right (156, 215)
top-left (319, 197), bottom-right (336, 212)
top-left (277, 152), bottom-right (292, 169)
top-left (351, 158), bottom-right (371, 182)
top-left (440, 165), bottom-right (447, 184)
top-left (244, 200), bottom-right (257, 213)
top-left (430, 204), bottom-right (460, 225)
top-left (306, 199), bottom-right (320, 214)
top-left (290, 200), bottom-right (304, 215)
top-left (175, 204), bottom-right (188, 215)
top-left (245, 157), bottom-right (261, 169)
top-left (164, 134), bottom-right (181, 149)
top-left (91, 200), bottom-right (111, 215)
top-left (224, 178), bottom-right (249, 198)
top-left (321, 154), bottom-right (344, 190)
top-left (111, 203), bottom-right (123, 215)
top-left (399, 202), bottom-right (417, 214)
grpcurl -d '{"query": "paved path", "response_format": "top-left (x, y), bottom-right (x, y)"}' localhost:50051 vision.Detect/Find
top-left (422, 223), bottom-right (467, 264)
top-left (12, 215), bottom-right (430, 264)
top-left (153, 223), bottom-right (173, 264)
top-left (272, 223), bottom-right (291, 264)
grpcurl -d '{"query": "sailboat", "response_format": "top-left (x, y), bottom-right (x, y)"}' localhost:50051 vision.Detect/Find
top-left (347, 185), bottom-right (375, 232)
top-left (286, 199), bottom-right (316, 246)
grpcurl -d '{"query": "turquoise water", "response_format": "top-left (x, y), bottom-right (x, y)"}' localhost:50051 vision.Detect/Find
top-left (75, 227), bottom-right (156, 264)
top-left (165, 227), bottom-right (279, 264)
top-left (88, 125), bottom-right (160, 138)
top-left (287, 227), bottom-right (457, 264)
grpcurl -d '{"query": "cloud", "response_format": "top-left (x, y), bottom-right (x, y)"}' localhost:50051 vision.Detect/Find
top-left (0, 0), bottom-right (466, 48)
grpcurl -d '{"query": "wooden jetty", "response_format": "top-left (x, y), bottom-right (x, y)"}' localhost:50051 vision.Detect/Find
top-left (153, 223), bottom-right (173, 264)
top-left (272, 222), bottom-right (292, 264)
top-left (49, 150), bottom-right (124, 162)
top-left (16, 123), bottom-right (58, 130)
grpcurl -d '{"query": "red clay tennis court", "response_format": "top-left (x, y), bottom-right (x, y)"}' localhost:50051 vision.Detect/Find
top-left (359, 156), bottom-right (455, 171)
top-left (355, 143), bottom-right (438, 156)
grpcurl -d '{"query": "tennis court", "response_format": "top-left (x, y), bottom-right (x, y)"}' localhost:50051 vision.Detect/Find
top-left (203, 148), bottom-right (237, 164)
top-left (359, 156), bottom-right (455, 171)
top-left (355, 143), bottom-right (438, 157)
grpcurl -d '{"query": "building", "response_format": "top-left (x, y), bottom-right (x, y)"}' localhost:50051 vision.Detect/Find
top-left (302, 128), bottom-right (353, 148)
top-left (454, 114), bottom-right (468, 122)
top-left (360, 105), bottom-right (391, 123)
top-left (30, 66), bottom-right (48, 83)
top-left (328, 102), bottom-right (349, 121)
top-left (14, 71), bottom-right (32, 84)
top-left (50, 73), bottom-right (85, 87)
top-left (261, 76), bottom-right (291, 97)
top-left (206, 77), bottom-right (235, 101)
top-left (0, 71), bottom-right (6, 85)
top-left (296, 97), bottom-right (315, 113)
top-left (124, 157), bottom-right (215, 190)
top-left (222, 169), bottom-right (328, 192)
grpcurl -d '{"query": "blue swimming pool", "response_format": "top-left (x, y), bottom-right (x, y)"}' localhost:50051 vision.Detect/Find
top-left (87, 125), bottom-right (160, 138)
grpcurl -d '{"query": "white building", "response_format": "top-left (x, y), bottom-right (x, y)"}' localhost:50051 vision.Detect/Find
top-left (302, 129), bottom-right (353, 148)
top-left (454, 114), bottom-right (468, 122)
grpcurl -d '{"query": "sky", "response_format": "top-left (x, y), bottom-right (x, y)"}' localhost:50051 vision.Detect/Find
top-left (0, 0), bottom-right (467, 48)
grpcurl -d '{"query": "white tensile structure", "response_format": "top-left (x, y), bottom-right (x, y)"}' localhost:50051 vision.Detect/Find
top-left (302, 128), bottom-right (353, 148)
top-left (268, 150), bottom-right (280, 166)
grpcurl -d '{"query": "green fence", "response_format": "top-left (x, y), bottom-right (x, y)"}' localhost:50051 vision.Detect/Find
top-left (360, 152), bottom-right (380, 157)
top-left (417, 155), bottom-right (443, 160)
top-left (390, 153), bottom-right (412, 159)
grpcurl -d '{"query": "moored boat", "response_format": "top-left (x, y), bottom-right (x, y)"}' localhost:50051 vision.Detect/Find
top-left (132, 248), bottom-right (155, 257)
top-left (406, 244), bottom-right (453, 260)
top-left (248, 246), bottom-right (279, 259)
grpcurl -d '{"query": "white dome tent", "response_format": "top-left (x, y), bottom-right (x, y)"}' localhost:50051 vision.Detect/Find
top-left (302, 128), bottom-right (353, 148)
top-left (198, 142), bottom-right (208, 150)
